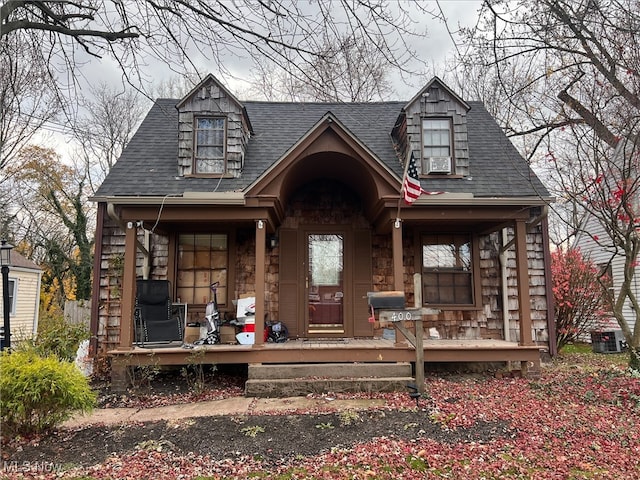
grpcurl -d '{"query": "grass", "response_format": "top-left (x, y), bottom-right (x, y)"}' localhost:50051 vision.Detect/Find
top-left (559, 342), bottom-right (594, 354)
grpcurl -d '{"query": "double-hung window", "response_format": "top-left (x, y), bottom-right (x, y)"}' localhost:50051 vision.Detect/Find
top-left (194, 117), bottom-right (226, 174)
top-left (422, 234), bottom-right (473, 305)
top-left (422, 118), bottom-right (452, 174)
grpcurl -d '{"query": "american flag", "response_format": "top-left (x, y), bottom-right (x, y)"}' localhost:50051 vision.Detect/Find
top-left (402, 152), bottom-right (427, 204)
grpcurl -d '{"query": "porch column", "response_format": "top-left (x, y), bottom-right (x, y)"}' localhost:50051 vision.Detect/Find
top-left (119, 222), bottom-right (137, 349)
top-left (392, 219), bottom-right (404, 291)
top-left (254, 220), bottom-right (266, 347)
top-left (515, 219), bottom-right (533, 345)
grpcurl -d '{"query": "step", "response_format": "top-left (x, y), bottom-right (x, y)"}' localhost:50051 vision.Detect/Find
top-left (245, 376), bottom-right (416, 397)
top-left (247, 362), bottom-right (412, 380)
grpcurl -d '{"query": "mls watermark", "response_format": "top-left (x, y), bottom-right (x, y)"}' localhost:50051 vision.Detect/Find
top-left (3, 460), bottom-right (63, 474)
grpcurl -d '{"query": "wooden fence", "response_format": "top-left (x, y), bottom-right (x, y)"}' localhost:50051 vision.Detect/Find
top-left (64, 300), bottom-right (91, 327)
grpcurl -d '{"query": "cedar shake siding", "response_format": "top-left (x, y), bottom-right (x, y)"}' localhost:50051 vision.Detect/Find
top-left (91, 74), bottom-right (553, 370)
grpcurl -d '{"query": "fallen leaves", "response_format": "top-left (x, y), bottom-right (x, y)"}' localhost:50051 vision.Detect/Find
top-left (2, 350), bottom-right (639, 479)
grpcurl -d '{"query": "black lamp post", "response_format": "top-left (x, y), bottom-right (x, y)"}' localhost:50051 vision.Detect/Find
top-left (1, 239), bottom-right (13, 351)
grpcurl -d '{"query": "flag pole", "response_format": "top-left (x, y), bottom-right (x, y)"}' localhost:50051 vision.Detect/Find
top-left (396, 142), bottom-right (413, 225)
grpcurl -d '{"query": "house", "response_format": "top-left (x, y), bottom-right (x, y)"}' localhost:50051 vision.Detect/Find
top-left (0, 250), bottom-right (42, 344)
top-left (90, 74), bottom-right (554, 389)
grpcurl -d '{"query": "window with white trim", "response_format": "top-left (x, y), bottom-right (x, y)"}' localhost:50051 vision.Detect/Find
top-left (194, 117), bottom-right (226, 174)
top-left (422, 118), bottom-right (452, 174)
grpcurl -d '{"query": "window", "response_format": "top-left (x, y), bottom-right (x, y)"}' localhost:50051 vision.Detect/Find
top-left (422, 234), bottom-right (473, 305)
top-left (176, 234), bottom-right (227, 306)
top-left (7, 279), bottom-right (16, 315)
top-left (194, 117), bottom-right (226, 174)
top-left (422, 118), bottom-right (452, 173)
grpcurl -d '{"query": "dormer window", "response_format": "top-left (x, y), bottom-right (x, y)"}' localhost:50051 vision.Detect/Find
top-left (422, 118), bottom-right (452, 174)
top-left (194, 116), bottom-right (226, 174)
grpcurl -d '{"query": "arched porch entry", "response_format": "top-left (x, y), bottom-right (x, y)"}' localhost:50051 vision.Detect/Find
top-left (244, 116), bottom-right (404, 340)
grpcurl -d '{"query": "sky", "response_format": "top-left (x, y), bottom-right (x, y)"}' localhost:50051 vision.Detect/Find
top-left (38, 0), bottom-right (484, 156)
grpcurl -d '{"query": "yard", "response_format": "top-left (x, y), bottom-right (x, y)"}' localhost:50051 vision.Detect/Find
top-left (2, 346), bottom-right (639, 479)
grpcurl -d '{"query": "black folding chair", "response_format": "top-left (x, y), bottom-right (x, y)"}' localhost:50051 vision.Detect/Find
top-left (134, 279), bottom-right (183, 346)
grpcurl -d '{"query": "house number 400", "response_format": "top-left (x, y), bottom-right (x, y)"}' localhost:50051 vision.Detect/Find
top-left (391, 311), bottom-right (413, 322)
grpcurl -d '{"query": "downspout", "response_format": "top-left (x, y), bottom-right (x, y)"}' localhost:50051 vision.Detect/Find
top-left (500, 228), bottom-right (511, 342)
top-left (542, 215), bottom-right (557, 357)
top-left (89, 203), bottom-right (106, 356)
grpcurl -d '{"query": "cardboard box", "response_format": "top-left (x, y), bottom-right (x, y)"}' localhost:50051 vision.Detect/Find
top-left (220, 325), bottom-right (237, 344)
top-left (236, 296), bottom-right (255, 319)
top-left (184, 326), bottom-right (201, 343)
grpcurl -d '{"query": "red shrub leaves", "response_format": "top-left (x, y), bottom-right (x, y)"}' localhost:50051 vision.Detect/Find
top-left (551, 248), bottom-right (612, 350)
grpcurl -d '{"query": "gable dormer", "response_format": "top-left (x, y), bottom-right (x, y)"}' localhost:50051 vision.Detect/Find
top-left (176, 74), bottom-right (252, 178)
top-left (393, 77), bottom-right (470, 177)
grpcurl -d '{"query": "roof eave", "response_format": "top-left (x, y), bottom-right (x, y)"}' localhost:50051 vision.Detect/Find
top-left (90, 191), bottom-right (246, 205)
top-left (411, 194), bottom-right (554, 206)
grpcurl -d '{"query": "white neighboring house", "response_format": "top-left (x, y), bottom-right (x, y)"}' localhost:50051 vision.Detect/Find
top-left (0, 251), bottom-right (42, 342)
top-left (573, 140), bottom-right (638, 348)
top-left (573, 215), bottom-right (633, 334)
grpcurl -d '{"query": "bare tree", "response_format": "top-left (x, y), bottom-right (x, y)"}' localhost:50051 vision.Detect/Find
top-left (0, 32), bottom-right (61, 170)
top-left (248, 34), bottom-right (394, 102)
top-left (459, 0), bottom-right (640, 366)
top-left (464, 0), bottom-right (639, 157)
top-left (73, 83), bottom-right (147, 193)
top-left (0, 1), bottom-right (422, 102)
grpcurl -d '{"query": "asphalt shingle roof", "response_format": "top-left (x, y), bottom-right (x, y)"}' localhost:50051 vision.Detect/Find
top-left (94, 98), bottom-right (550, 199)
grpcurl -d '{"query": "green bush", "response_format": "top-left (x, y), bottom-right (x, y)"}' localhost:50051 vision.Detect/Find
top-left (32, 311), bottom-right (89, 361)
top-left (0, 350), bottom-right (96, 435)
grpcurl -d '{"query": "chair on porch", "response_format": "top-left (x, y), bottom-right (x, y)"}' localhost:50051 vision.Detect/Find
top-left (134, 279), bottom-right (183, 345)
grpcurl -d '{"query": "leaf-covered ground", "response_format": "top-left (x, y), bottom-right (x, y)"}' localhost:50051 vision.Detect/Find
top-left (2, 347), bottom-right (639, 479)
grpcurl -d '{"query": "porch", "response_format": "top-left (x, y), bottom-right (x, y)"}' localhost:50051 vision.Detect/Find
top-left (109, 338), bottom-right (542, 392)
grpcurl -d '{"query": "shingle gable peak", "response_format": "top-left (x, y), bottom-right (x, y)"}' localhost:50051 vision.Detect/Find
top-left (404, 76), bottom-right (470, 112)
top-left (176, 73), bottom-right (245, 112)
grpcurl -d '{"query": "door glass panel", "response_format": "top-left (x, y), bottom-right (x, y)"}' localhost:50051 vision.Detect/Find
top-left (308, 234), bottom-right (344, 328)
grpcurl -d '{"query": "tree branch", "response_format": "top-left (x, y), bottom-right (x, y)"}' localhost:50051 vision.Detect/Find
top-left (557, 87), bottom-right (620, 148)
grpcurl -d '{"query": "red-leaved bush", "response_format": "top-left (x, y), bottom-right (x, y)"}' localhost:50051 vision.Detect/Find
top-left (552, 248), bottom-right (612, 350)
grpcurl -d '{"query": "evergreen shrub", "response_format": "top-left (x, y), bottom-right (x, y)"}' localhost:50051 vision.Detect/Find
top-left (0, 350), bottom-right (96, 435)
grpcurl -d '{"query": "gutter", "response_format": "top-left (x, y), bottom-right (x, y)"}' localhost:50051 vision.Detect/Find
top-left (412, 195), bottom-right (554, 207)
top-left (91, 191), bottom-right (246, 205)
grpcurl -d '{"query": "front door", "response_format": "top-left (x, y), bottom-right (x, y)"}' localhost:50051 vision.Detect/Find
top-left (307, 233), bottom-right (345, 334)
top-left (278, 226), bottom-right (372, 339)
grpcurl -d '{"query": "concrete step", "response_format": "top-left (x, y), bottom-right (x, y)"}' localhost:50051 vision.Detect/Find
top-left (248, 362), bottom-right (412, 380)
top-left (245, 376), bottom-right (416, 397)
top-left (245, 362), bottom-right (414, 397)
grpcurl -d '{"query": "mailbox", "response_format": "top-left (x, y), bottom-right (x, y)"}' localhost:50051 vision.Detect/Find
top-left (367, 291), bottom-right (406, 310)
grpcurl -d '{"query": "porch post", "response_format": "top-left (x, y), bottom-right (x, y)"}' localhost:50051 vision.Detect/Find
top-left (254, 220), bottom-right (266, 347)
top-left (392, 219), bottom-right (403, 291)
top-left (119, 222), bottom-right (137, 349)
top-left (515, 219), bottom-right (533, 346)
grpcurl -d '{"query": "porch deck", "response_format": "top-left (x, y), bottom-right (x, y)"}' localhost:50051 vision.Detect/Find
top-left (110, 338), bottom-right (542, 368)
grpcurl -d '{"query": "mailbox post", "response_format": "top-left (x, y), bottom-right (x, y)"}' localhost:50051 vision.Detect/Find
top-left (367, 292), bottom-right (438, 394)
